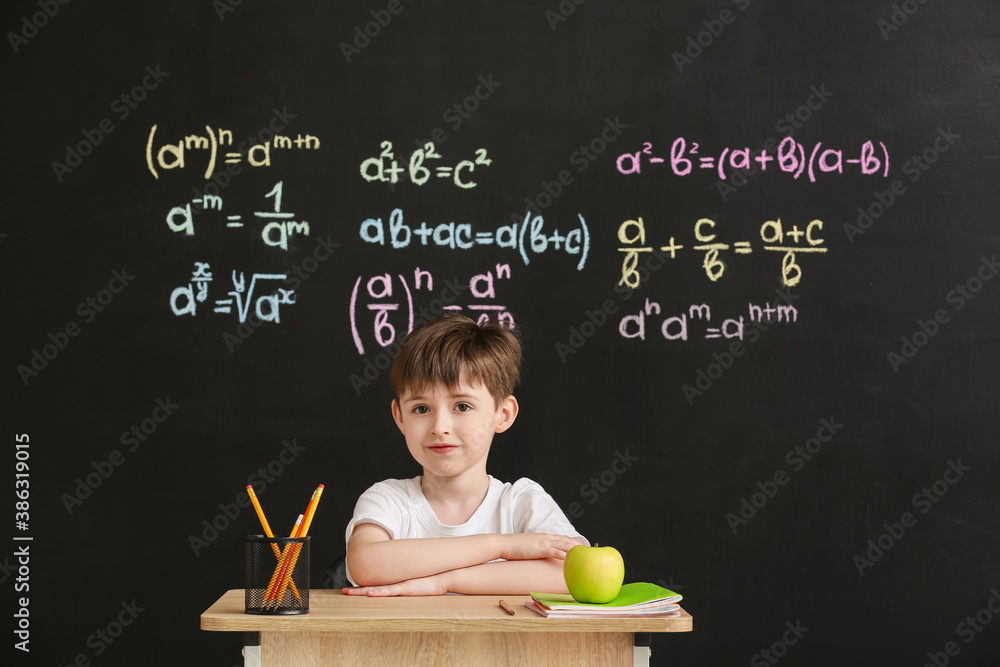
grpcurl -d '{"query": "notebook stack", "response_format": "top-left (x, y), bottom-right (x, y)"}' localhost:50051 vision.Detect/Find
top-left (526, 583), bottom-right (683, 618)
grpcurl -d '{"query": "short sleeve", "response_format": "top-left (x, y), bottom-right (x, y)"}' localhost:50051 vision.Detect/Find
top-left (344, 482), bottom-right (408, 549)
top-left (344, 481), bottom-right (412, 587)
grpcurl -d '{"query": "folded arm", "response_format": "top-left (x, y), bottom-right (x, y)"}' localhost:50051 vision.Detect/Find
top-left (446, 557), bottom-right (570, 594)
top-left (346, 522), bottom-right (583, 588)
top-left (346, 557), bottom-right (571, 597)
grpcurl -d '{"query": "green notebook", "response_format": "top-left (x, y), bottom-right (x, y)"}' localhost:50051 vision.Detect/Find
top-left (530, 582), bottom-right (682, 611)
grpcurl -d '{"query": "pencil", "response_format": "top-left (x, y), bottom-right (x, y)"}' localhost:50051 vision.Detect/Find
top-left (298, 484), bottom-right (324, 537)
top-left (262, 515), bottom-right (302, 605)
top-left (499, 600), bottom-right (516, 615)
top-left (246, 485), bottom-right (301, 603)
top-left (246, 485), bottom-right (274, 537)
top-left (271, 485), bottom-right (324, 607)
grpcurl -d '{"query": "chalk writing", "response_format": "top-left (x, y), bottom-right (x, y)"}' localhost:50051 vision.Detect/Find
top-left (359, 141), bottom-right (493, 189)
top-left (619, 299), bottom-right (799, 342)
top-left (165, 181), bottom-right (310, 251)
top-left (618, 216), bottom-right (827, 288)
top-left (170, 262), bottom-right (296, 323)
top-left (146, 125), bottom-right (319, 179)
top-left (350, 264), bottom-right (514, 355)
top-left (616, 137), bottom-right (890, 182)
top-left (360, 208), bottom-right (589, 270)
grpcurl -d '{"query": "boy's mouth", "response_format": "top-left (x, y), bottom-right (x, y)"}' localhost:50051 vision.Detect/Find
top-left (428, 444), bottom-right (458, 453)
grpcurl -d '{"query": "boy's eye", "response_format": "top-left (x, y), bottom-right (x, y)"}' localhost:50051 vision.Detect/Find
top-left (455, 403), bottom-right (473, 412)
top-left (412, 405), bottom-right (429, 414)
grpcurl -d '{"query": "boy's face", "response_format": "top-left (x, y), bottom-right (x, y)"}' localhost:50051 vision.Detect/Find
top-left (391, 376), bottom-right (518, 483)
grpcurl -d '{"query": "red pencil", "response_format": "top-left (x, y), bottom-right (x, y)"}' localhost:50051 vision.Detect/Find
top-left (271, 485), bottom-right (324, 607)
top-left (262, 515), bottom-right (302, 605)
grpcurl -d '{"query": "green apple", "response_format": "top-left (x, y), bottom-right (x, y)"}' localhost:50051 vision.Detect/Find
top-left (563, 544), bottom-right (625, 603)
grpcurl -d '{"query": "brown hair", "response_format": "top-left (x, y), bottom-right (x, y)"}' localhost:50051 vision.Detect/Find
top-left (391, 315), bottom-right (521, 406)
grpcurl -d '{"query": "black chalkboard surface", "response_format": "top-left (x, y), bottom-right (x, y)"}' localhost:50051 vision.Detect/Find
top-left (5, 1), bottom-right (1000, 665)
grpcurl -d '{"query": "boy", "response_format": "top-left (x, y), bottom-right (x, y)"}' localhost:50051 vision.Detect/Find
top-left (344, 314), bottom-right (588, 596)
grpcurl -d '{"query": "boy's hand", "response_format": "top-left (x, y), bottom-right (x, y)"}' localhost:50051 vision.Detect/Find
top-left (342, 574), bottom-right (448, 597)
top-left (499, 533), bottom-right (580, 561)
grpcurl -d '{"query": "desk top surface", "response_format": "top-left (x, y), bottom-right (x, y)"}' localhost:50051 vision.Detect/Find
top-left (201, 589), bottom-right (693, 633)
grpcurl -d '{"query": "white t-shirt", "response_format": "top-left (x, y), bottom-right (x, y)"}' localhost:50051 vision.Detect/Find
top-left (344, 475), bottom-right (586, 585)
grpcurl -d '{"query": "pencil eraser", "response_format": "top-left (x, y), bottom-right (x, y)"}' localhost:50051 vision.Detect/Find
top-left (319, 484), bottom-right (325, 489)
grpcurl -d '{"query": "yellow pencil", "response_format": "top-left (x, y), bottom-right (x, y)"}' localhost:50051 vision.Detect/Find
top-left (262, 515), bottom-right (302, 605)
top-left (247, 485), bottom-right (301, 603)
top-left (299, 484), bottom-right (324, 537)
top-left (247, 485), bottom-right (274, 536)
top-left (272, 485), bottom-right (324, 607)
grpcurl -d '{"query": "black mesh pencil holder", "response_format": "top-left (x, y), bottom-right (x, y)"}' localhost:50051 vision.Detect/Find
top-left (245, 535), bottom-right (310, 615)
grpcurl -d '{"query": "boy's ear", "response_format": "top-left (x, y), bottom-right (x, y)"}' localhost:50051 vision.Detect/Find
top-left (494, 395), bottom-right (519, 434)
top-left (391, 399), bottom-right (406, 433)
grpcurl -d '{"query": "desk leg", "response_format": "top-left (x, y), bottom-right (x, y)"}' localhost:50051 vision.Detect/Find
top-left (244, 632), bottom-right (260, 667)
top-left (633, 632), bottom-right (651, 667)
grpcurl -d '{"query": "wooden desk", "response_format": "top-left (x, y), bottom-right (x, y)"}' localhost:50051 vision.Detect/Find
top-left (201, 589), bottom-right (692, 667)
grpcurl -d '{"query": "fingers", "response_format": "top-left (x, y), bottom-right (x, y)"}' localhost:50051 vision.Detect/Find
top-left (342, 585), bottom-right (397, 597)
top-left (505, 534), bottom-right (579, 560)
top-left (549, 543), bottom-right (575, 559)
top-left (551, 536), bottom-right (579, 556)
top-left (365, 586), bottom-right (397, 597)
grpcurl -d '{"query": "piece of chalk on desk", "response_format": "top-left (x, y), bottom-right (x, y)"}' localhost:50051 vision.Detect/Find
top-left (498, 599), bottom-right (515, 615)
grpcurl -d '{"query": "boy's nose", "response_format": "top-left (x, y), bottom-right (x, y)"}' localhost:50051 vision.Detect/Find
top-left (430, 414), bottom-right (451, 434)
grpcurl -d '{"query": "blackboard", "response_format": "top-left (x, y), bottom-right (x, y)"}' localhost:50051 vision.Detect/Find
top-left (5, 1), bottom-right (1000, 665)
